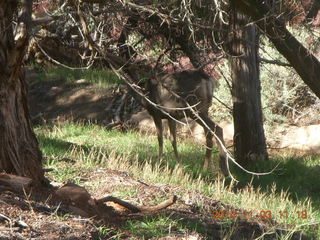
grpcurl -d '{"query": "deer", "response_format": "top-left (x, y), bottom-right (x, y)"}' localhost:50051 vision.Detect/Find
top-left (129, 68), bottom-right (229, 176)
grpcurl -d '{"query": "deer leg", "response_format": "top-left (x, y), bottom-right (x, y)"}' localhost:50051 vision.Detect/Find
top-left (196, 115), bottom-right (229, 176)
top-left (214, 124), bottom-right (229, 177)
top-left (203, 127), bottom-right (213, 171)
top-left (168, 119), bottom-right (179, 159)
top-left (153, 116), bottom-right (164, 158)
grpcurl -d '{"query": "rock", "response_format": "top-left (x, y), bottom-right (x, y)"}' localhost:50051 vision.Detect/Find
top-left (15, 220), bottom-right (29, 229)
top-left (75, 79), bottom-right (86, 84)
top-left (279, 124), bottom-right (320, 153)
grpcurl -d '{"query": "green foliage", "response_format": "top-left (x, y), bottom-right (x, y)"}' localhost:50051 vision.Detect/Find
top-left (210, 60), bottom-right (233, 122)
top-left (259, 26), bottom-right (319, 125)
top-left (260, 35), bottom-right (307, 124)
top-left (211, 28), bottom-right (319, 126)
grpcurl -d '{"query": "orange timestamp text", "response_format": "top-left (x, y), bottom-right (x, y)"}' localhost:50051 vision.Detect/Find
top-left (211, 209), bottom-right (308, 220)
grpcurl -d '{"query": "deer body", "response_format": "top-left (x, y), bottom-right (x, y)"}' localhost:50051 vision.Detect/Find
top-left (141, 69), bottom-right (228, 175)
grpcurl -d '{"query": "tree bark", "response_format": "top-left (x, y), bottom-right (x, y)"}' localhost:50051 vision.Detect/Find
top-left (231, 0), bottom-right (320, 99)
top-left (0, 1), bottom-right (46, 184)
top-left (228, 4), bottom-right (268, 164)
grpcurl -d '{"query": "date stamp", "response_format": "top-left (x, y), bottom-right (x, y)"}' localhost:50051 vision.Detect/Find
top-left (211, 209), bottom-right (308, 220)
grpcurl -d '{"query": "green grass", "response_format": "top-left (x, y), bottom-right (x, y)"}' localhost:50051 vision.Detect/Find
top-left (125, 214), bottom-right (188, 239)
top-left (36, 122), bottom-right (216, 178)
top-left (34, 121), bottom-right (320, 239)
top-left (32, 66), bottom-right (122, 89)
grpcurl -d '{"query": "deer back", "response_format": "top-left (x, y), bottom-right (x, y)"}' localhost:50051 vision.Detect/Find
top-left (146, 70), bottom-right (214, 118)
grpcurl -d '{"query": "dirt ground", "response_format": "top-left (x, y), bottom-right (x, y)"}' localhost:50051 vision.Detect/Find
top-left (0, 167), bottom-right (305, 240)
top-left (27, 72), bottom-right (128, 125)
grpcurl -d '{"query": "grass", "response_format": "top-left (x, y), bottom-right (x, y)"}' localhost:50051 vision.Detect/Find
top-left (96, 226), bottom-right (124, 240)
top-left (36, 122), bottom-right (215, 179)
top-left (232, 155), bottom-right (320, 207)
top-left (125, 214), bottom-right (188, 239)
top-left (31, 66), bottom-right (122, 89)
top-left (34, 121), bottom-right (320, 239)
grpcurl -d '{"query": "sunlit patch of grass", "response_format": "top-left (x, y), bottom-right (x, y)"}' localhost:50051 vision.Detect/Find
top-left (35, 122), bottom-right (218, 178)
top-left (33, 66), bottom-right (122, 89)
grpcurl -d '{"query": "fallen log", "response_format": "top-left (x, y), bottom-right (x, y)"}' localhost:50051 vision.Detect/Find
top-left (54, 183), bottom-right (177, 217)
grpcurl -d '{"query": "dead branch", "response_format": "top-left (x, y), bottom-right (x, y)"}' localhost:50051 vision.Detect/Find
top-left (54, 183), bottom-right (176, 218)
top-left (33, 37), bottom-right (94, 70)
top-left (97, 195), bottom-right (177, 213)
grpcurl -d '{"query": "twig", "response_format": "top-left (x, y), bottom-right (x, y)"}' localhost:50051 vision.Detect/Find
top-left (0, 213), bottom-right (12, 223)
top-left (32, 37), bottom-right (94, 70)
top-left (0, 227), bottom-right (20, 231)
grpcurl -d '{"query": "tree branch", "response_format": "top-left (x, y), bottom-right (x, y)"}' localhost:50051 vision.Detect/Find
top-left (259, 57), bottom-right (291, 67)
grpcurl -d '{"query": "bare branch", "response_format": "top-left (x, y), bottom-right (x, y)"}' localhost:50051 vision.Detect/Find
top-left (32, 37), bottom-right (94, 70)
top-left (259, 57), bottom-right (291, 67)
top-left (31, 15), bottom-right (59, 27)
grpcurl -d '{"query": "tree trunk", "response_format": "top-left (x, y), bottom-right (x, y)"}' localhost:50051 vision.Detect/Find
top-left (228, 4), bottom-right (268, 165)
top-left (231, 0), bottom-right (320, 99)
top-left (0, 0), bottom-right (46, 184)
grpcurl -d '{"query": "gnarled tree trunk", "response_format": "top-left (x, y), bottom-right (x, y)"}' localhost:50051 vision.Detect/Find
top-left (0, 0), bottom-right (46, 184)
top-left (228, 4), bottom-right (268, 165)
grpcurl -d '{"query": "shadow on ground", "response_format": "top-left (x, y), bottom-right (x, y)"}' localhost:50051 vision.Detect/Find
top-left (37, 132), bottom-right (216, 179)
top-left (28, 75), bottom-right (116, 124)
top-left (123, 210), bottom-right (310, 240)
top-left (230, 155), bottom-right (320, 208)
